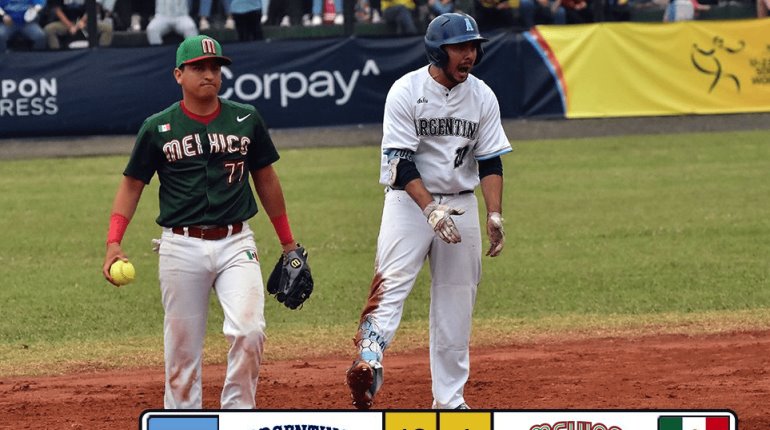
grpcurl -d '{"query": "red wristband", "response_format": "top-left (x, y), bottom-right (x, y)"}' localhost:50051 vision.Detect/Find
top-left (107, 213), bottom-right (129, 245)
top-left (270, 213), bottom-right (294, 245)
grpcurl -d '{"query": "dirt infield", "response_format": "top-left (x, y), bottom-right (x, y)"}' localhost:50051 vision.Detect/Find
top-left (3, 330), bottom-right (769, 429)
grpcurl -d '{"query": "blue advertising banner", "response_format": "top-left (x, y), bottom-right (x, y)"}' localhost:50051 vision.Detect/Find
top-left (0, 32), bottom-right (563, 138)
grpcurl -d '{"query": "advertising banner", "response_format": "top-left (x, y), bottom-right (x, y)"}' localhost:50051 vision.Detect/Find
top-left (531, 19), bottom-right (770, 117)
top-left (0, 33), bottom-right (560, 138)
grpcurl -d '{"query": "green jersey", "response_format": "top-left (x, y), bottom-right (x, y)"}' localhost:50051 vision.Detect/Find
top-left (124, 98), bottom-right (279, 227)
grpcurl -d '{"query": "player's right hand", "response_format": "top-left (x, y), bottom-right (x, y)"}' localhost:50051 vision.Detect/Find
top-left (103, 242), bottom-right (128, 286)
top-left (423, 202), bottom-right (464, 244)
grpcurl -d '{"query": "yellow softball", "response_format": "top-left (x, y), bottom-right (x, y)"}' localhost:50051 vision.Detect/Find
top-left (109, 260), bottom-right (135, 286)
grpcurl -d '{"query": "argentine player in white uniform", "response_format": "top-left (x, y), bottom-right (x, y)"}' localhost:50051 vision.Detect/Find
top-left (346, 12), bottom-right (512, 410)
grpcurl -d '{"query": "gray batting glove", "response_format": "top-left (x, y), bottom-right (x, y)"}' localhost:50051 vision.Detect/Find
top-left (423, 201), bottom-right (465, 244)
top-left (486, 212), bottom-right (505, 257)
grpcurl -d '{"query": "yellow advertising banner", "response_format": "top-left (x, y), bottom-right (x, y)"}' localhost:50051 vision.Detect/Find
top-left (533, 20), bottom-right (770, 117)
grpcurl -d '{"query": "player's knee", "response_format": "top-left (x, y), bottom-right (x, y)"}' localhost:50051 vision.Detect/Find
top-left (238, 328), bottom-right (266, 355)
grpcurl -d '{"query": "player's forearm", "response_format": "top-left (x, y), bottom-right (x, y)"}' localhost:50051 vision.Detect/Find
top-left (252, 166), bottom-right (297, 251)
top-left (251, 165), bottom-right (288, 218)
top-left (111, 175), bottom-right (145, 221)
top-left (479, 174), bottom-right (503, 214)
top-left (404, 178), bottom-right (436, 211)
top-left (105, 176), bottom-right (144, 249)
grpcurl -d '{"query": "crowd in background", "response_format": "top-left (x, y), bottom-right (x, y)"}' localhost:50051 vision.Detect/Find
top-left (0, 0), bottom-right (760, 52)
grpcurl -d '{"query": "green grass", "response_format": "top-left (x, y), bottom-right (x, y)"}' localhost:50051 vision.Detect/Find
top-left (1, 130), bottom-right (769, 376)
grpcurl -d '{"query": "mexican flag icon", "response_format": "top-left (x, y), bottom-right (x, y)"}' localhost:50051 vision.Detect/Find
top-left (658, 416), bottom-right (731, 430)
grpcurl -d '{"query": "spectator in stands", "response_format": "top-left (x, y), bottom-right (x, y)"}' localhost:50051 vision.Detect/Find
top-left (475, 0), bottom-right (560, 30)
top-left (427, 0), bottom-right (454, 17)
top-left (0, 0), bottom-right (47, 52)
top-left (354, 0), bottom-right (383, 22)
top-left (604, 0), bottom-right (630, 21)
top-left (413, 0), bottom-right (454, 29)
top-left (263, 0), bottom-right (279, 24)
top-left (44, 0), bottom-right (114, 49)
top-left (355, 0), bottom-right (371, 20)
top-left (381, 0), bottom-right (418, 35)
top-left (229, 0), bottom-right (263, 40)
top-left (473, 0), bottom-right (522, 30)
top-left (129, 0), bottom-right (154, 31)
top-left (528, 0), bottom-right (566, 26)
top-left (554, 0), bottom-right (593, 23)
top-left (663, 0), bottom-right (709, 20)
top-left (99, 0), bottom-right (118, 27)
top-left (309, 0), bottom-right (343, 25)
top-left (264, 0), bottom-right (303, 26)
top-left (99, 0), bottom-right (140, 30)
top-left (146, 0), bottom-right (197, 45)
top-left (191, 0), bottom-right (235, 30)
top-left (759, 0), bottom-right (769, 17)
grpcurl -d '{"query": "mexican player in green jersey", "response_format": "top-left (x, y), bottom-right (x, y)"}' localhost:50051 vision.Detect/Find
top-left (102, 35), bottom-right (305, 409)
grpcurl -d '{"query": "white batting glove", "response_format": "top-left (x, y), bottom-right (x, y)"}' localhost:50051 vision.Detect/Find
top-left (151, 238), bottom-right (162, 253)
top-left (486, 212), bottom-right (505, 257)
top-left (423, 201), bottom-right (465, 244)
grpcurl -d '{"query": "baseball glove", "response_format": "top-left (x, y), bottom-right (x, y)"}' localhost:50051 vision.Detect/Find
top-left (266, 245), bottom-right (313, 310)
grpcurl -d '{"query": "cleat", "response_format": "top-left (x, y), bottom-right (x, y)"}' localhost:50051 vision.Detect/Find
top-left (346, 360), bottom-right (383, 409)
top-left (455, 402), bottom-right (471, 409)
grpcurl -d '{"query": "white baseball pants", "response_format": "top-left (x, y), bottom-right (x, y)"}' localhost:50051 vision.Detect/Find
top-left (365, 189), bottom-right (481, 409)
top-left (157, 223), bottom-right (265, 409)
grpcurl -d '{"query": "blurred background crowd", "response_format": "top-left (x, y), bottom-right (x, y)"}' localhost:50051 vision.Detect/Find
top-left (0, 0), bottom-right (762, 52)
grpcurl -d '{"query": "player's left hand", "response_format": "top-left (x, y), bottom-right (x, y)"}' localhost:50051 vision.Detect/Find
top-left (266, 245), bottom-right (314, 310)
top-left (486, 212), bottom-right (505, 257)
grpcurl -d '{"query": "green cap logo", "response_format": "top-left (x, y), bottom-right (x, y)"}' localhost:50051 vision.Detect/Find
top-left (175, 35), bottom-right (232, 68)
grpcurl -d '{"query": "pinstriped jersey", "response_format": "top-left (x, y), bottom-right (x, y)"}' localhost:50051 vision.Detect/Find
top-left (125, 98), bottom-right (279, 227)
top-left (380, 65), bottom-right (512, 194)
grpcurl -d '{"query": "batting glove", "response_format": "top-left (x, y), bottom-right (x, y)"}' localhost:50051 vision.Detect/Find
top-left (423, 201), bottom-right (465, 244)
top-left (486, 212), bottom-right (505, 257)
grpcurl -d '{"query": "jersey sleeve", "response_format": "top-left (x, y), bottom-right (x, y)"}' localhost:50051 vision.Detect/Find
top-left (380, 80), bottom-right (419, 186)
top-left (124, 118), bottom-right (163, 184)
top-left (382, 80), bottom-right (418, 153)
top-left (473, 84), bottom-right (512, 161)
top-left (246, 109), bottom-right (280, 171)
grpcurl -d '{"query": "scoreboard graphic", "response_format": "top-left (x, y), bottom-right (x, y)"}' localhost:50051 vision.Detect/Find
top-left (141, 410), bottom-right (737, 430)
